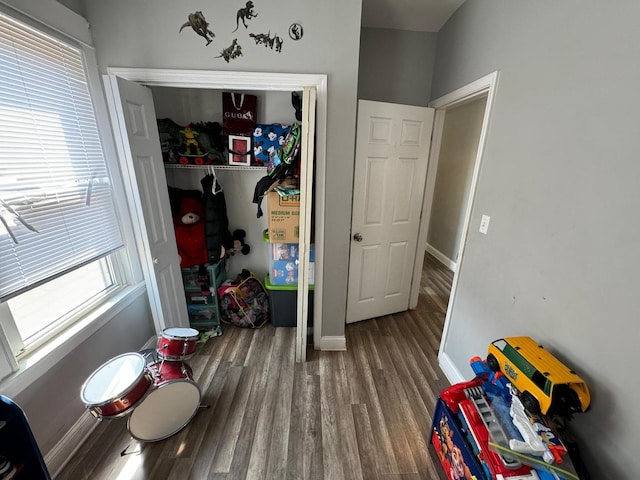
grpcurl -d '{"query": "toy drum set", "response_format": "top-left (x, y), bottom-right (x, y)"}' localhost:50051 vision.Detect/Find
top-left (80, 327), bottom-right (202, 443)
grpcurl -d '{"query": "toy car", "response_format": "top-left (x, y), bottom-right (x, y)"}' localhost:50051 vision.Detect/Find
top-left (487, 337), bottom-right (590, 417)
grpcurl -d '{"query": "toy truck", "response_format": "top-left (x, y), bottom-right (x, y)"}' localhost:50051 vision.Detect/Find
top-left (487, 337), bottom-right (590, 417)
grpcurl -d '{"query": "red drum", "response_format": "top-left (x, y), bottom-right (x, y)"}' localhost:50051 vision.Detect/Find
top-left (80, 353), bottom-right (152, 418)
top-left (127, 361), bottom-right (201, 442)
top-left (156, 327), bottom-right (200, 360)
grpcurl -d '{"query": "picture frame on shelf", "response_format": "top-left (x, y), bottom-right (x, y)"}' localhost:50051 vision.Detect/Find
top-left (228, 135), bottom-right (252, 166)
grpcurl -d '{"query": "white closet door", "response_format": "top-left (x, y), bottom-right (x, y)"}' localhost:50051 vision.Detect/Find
top-left (104, 75), bottom-right (188, 332)
top-left (295, 86), bottom-right (316, 362)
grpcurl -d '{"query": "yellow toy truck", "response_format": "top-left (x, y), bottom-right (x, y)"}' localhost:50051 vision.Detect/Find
top-left (487, 336), bottom-right (591, 417)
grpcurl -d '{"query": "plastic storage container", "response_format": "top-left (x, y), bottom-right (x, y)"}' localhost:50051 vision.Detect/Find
top-left (263, 230), bottom-right (314, 286)
top-left (181, 260), bottom-right (226, 332)
top-left (264, 274), bottom-right (313, 327)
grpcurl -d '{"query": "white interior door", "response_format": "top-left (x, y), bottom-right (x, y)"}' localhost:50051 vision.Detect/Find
top-left (347, 100), bottom-right (434, 323)
top-left (104, 75), bottom-right (188, 331)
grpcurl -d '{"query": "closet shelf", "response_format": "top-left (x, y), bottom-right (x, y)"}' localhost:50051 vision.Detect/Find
top-left (164, 164), bottom-right (266, 171)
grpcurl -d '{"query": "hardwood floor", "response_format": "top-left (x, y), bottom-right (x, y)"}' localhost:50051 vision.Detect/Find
top-left (58, 254), bottom-right (453, 479)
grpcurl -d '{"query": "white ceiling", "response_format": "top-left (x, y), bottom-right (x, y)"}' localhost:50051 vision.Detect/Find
top-left (361, 0), bottom-right (466, 32)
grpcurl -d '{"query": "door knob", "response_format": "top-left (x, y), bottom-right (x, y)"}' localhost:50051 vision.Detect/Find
top-left (353, 233), bottom-right (363, 242)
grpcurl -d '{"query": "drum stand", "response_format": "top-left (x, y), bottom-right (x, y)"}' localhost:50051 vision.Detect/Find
top-left (120, 441), bottom-right (143, 457)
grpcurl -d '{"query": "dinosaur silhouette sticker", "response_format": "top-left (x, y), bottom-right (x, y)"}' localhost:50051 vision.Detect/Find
top-left (249, 32), bottom-right (283, 52)
top-left (233, 1), bottom-right (258, 32)
top-left (216, 39), bottom-right (243, 62)
top-left (179, 11), bottom-right (215, 46)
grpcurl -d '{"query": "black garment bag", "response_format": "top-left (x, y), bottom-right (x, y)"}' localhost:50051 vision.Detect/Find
top-left (201, 173), bottom-right (233, 263)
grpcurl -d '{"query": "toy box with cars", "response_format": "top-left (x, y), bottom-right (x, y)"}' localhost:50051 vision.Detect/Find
top-left (431, 337), bottom-right (591, 480)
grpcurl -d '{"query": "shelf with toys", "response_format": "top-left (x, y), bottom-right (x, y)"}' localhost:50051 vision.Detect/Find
top-left (164, 163), bottom-right (266, 171)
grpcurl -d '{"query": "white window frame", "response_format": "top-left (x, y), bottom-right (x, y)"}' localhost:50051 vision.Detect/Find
top-left (6, 256), bottom-right (123, 357)
top-left (0, 1), bottom-right (144, 397)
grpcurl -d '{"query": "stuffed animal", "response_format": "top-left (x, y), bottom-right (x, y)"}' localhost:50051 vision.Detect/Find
top-left (173, 196), bottom-right (208, 267)
top-left (226, 229), bottom-right (251, 256)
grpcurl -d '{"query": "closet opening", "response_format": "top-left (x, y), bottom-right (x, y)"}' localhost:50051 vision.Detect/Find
top-left (104, 68), bottom-right (327, 362)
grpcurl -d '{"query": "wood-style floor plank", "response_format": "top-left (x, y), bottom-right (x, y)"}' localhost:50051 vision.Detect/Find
top-left (56, 253), bottom-right (451, 480)
top-left (244, 329), bottom-right (287, 479)
top-left (264, 328), bottom-right (295, 480)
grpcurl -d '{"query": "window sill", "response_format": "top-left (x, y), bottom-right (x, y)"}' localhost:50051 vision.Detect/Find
top-left (0, 282), bottom-right (146, 399)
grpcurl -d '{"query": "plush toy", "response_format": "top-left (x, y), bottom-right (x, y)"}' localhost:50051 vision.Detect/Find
top-left (173, 196), bottom-right (209, 267)
top-left (226, 229), bottom-right (251, 256)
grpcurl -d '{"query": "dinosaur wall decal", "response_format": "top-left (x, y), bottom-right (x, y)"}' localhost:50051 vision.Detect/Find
top-left (215, 39), bottom-right (243, 62)
top-left (233, 1), bottom-right (258, 32)
top-left (179, 11), bottom-right (215, 46)
top-left (249, 31), bottom-right (283, 53)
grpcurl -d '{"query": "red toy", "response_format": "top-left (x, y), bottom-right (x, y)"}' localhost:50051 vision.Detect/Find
top-left (173, 196), bottom-right (208, 267)
top-left (457, 398), bottom-right (538, 479)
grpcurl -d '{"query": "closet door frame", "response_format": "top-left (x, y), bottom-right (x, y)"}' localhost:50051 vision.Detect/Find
top-left (107, 68), bottom-right (327, 361)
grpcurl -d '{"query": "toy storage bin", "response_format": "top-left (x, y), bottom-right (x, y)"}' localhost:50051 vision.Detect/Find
top-left (430, 398), bottom-right (487, 480)
top-left (186, 303), bottom-right (220, 330)
top-left (181, 266), bottom-right (209, 293)
top-left (181, 259), bottom-right (227, 331)
top-left (264, 274), bottom-right (314, 327)
top-left (206, 259), bottom-right (227, 294)
top-left (263, 230), bottom-right (315, 286)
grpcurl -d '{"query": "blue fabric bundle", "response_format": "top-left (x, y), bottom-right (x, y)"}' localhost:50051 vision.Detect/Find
top-left (252, 123), bottom-right (290, 169)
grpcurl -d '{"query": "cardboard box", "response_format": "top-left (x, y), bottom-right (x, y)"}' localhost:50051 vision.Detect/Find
top-left (267, 191), bottom-right (300, 242)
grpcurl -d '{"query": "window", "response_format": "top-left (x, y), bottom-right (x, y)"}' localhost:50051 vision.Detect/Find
top-left (0, 11), bottom-right (126, 358)
top-left (6, 258), bottom-right (118, 354)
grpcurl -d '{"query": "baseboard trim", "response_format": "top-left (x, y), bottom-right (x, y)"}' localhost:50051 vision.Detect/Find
top-left (425, 243), bottom-right (457, 272)
top-left (142, 335), bottom-right (157, 350)
top-left (437, 350), bottom-right (466, 385)
top-left (45, 410), bottom-right (98, 478)
top-left (318, 335), bottom-right (346, 351)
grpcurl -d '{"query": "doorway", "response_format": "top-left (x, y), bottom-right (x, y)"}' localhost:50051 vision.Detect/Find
top-left (413, 72), bottom-right (499, 382)
top-left (425, 95), bottom-right (488, 272)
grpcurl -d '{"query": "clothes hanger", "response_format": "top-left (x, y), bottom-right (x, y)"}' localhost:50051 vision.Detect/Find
top-left (210, 165), bottom-right (223, 194)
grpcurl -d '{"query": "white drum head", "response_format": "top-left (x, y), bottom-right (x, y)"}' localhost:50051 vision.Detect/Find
top-left (127, 380), bottom-right (201, 442)
top-left (81, 353), bottom-right (146, 405)
top-left (162, 327), bottom-right (199, 339)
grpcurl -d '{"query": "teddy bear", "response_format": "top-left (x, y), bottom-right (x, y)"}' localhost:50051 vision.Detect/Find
top-left (173, 196), bottom-right (209, 267)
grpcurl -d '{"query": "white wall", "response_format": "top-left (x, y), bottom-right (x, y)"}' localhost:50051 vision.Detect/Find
top-left (427, 96), bottom-right (486, 263)
top-left (433, 1), bottom-right (640, 477)
top-left (83, 0), bottom-right (362, 339)
top-left (55, 0), bottom-right (84, 18)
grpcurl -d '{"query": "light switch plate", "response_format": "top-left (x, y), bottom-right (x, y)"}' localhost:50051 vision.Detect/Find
top-left (479, 214), bottom-right (490, 234)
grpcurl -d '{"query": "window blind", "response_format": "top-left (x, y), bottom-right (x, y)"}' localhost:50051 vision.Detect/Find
top-left (0, 12), bottom-right (123, 301)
